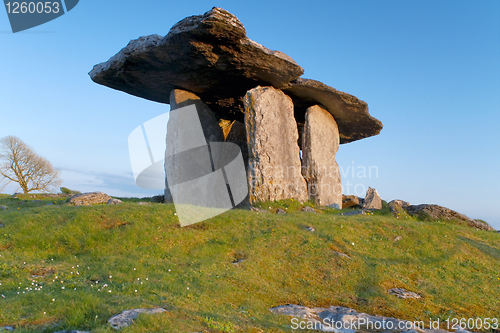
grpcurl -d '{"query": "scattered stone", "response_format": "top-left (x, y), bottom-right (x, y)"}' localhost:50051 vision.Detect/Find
top-left (270, 304), bottom-right (420, 333)
top-left (305, 226), bottom-right (315, 232)
top-left (276, 208), bottom-right (287, 215)
top-left (342, 195), bottom-right (359, 209)
top-left (108, 308), bottom-right (167, 330)
top-left (244, 86), bottom-right (308, 203)
top-left (0, 327), bottom-right (14, 332)
top-left (249, 206), bottom-right (269, 213)
top-left (340, 210), bottom-right (366, 216)
top-left (362, 187), bottom-right (382, 210)
top-left (232, 258), bottom-right (245, 264)
top-left (0, 206), bottom-right (7, 210)
top-left (301, 206), bottom-right (316, 213)
top-left (394, 236), bottom-right (403, 242)
top-left (405, 204), bottom-right (493, 231)
top-left (107, 199), bottom-right (123, 205)
top-left (54, 331), bottom-right (91, 333)
top-left (388, 288), bottom-right (421, 299)
top-left (45, 203), bottom-right (54, 206)
top-left (89, 7), bottom-right (303, 122)
top-left (69, 192), bottom-right (112, 206)
top-left (0, 223), bottom-right (4, 228)
top-left (301, 105), bottom-right (342, 207)
top-left (282, 78), bottom-right (383, 143)
top-left (137, 202), bottom-right (151, 206)
top-left (151, 195), bottom-right (164, 203)
top-left (333, 251), bottom-right (350, 259)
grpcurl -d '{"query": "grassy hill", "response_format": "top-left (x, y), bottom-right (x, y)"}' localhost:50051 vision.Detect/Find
top-left (0, 194), bottom-right (499, 332)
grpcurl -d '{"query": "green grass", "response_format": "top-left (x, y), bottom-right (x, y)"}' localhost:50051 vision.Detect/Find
top-left (0, 194), bottom-right (499, 332)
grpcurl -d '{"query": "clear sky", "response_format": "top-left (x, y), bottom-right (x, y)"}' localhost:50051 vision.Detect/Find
top-left (1, 1), bottom-right (499, 228)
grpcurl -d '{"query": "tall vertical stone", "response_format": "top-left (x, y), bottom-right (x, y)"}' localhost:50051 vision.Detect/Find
top-left (302, 105), bottom-right (342, 208)
top-left (243, 86), bottom-right (308, 203)
top-left (165, 89), bottom-right (225, 202)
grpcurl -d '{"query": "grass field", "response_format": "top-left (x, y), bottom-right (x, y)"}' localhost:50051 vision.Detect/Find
top-left (0, 194), bottom-right (499, 332)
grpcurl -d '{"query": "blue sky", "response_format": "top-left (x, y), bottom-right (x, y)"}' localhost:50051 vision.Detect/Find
top-left (1, 0), bottom-right (499, 228)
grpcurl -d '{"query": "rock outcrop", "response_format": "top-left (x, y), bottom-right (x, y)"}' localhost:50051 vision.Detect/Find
top-left (283, 78), bottom-right (383, 143)
top-left (301, 105), bottom-right (342, 207)
top-left (244, 86), bottom-right (307, 203)
top-left (362, 187), bottom-right (382, 210)
top-left (69, 192), bottom-right (112, 206)
top-left (89, 7), bottom-right (304, 122)
top-left (405, 204), bottom-right (493, 231)
top-left (342, 195), bottom-right (359, 209)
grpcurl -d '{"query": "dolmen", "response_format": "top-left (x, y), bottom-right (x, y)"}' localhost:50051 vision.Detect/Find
top-left (89, 7), bottom-right (383, 208)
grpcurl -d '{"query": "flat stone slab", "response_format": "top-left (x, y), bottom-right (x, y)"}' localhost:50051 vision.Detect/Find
top-left (270, 304), bottom-right (474, 333)
top-left (89, 7), bottom-right (303, 122)
top-left (388, 287), bottom-right (421, 299)
top-left (69, 192), bottom-right (112, 206)
top-left (283, 78), bottom-right (383, 143)
top-left (108, 308), bottom-right (167, 330)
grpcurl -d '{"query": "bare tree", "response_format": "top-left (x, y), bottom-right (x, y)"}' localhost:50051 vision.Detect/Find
top-left (0, 136), bottom-right (62, 194)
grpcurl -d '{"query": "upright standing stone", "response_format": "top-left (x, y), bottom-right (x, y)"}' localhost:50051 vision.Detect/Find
top-left (244, 86), bottom-right (307, 203)
top-left (165, 89), bottom-right (225, 202)
top-left (301, 105), bottom-right (342, 208)
top-left (363, 187), bottom-right (382, 210)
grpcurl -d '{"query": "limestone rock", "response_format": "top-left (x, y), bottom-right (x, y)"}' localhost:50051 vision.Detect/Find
top-left (107, 198), bottom-right (123, 205)
top-left (270, 304), bottom-right (421, 332)
top-left (362, 187), bottom-right (382, 210)
top-left (301, 206), bottom-right (316, 213)
top-left (55, 331), bottom-right (91, 333)
top-left (342, 195), bottom-right (359, 209)
top-left (282, 78), bottom-right (383, 143)
top-left (333, 251), bottom-right (351, 259)
top-left (388, 288), bottom-right (421, 299)
top-left (340, 209), bottom-right (366, 216)
top-left (108, 308), bottom-right (167, 330)
top-left (69, 192), bottom-right (112, 206)
top-left (0, 205), bottom-right (7, 210)
top-left (165, 89), bottom-right (225, 203)
top-left (89, 7), bottom-right (303, 122)
top-left (0, 223), bottom-right (4, 228)
top-left (169, 89), bottom-right (225, 143)
top-left (301, 105), bottom-right (342, 207)
top-left (276, 208), bottom-right (287, 214)
top-left (244, 86), bottom-right (307, 203)
top-left (388, 199), bottom-right (410, 217)
top-left (405, 204), bottom-right (493, 231)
